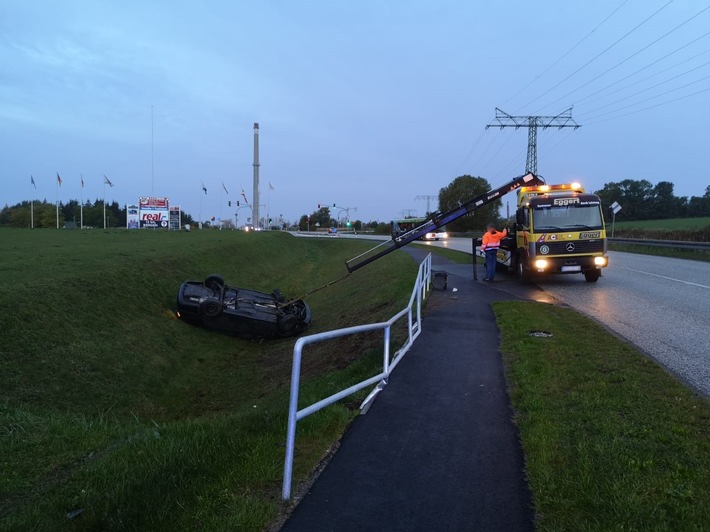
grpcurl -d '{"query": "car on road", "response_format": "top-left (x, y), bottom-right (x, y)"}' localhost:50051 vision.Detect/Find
top-left (176, 274), bottom-right (311, 339)
top-left (422, 231), bottom-right (448, 241)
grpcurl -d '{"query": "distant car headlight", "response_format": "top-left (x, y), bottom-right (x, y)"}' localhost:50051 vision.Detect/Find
top-left (594, 256), bottom-right (607, 266)
top-left (534, 259), bottom-right (548, 270)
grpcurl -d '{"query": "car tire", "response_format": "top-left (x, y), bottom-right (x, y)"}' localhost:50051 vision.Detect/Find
top-left (204, 274), bottom-right (225, 292)
top-left (276, 313), bottom-right (299, 337)
top-left (584, 270), bottom-right (601, 283)
top-left (199, 297), bottom-right (222, 319)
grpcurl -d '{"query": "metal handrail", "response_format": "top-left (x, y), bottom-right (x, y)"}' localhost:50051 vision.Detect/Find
top-left (281, 254), bottom-right (432, 500)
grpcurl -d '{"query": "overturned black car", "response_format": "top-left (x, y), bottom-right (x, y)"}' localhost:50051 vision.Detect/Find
top-left (176, 274), bottom-right (311, 339)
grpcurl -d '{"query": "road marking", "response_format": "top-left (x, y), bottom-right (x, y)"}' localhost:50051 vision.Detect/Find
top-left (619, 267), bottom-right (710, 290)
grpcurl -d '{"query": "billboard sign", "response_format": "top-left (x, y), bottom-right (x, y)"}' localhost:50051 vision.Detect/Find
top-left (169, 206), bottom-right (181, 230)
top-left (127, 204), bottom-right (140, 229)
top-left (139, 197), bottom-right (169, 228)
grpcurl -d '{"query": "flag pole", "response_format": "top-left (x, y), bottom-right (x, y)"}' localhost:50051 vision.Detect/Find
top-left (220, 184), bottom-right (223, 229)
top-left (56, 173), bottom-right (60, 229)
top-left (80, 174), bottom-right (84, 229)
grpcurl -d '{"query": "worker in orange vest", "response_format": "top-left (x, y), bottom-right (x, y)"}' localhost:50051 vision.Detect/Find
top-left (481, 223), bottom-right (508, 281)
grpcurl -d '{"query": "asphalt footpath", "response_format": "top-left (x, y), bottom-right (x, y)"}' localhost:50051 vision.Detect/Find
top-left (281, 249), bottom-right (534, 532)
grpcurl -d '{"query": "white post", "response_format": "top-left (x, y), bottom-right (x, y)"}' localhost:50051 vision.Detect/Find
top-left (103, 180), bottom-right (106, 230)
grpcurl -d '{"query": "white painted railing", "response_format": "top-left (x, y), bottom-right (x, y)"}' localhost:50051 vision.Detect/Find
top-left (281, 253), bottom-right (432, 500)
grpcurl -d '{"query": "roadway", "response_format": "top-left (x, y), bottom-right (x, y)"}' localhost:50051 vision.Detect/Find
top-left (416, 236), bottom-right (710, 397)
top-left (327, 233), bottom-right (710, 397)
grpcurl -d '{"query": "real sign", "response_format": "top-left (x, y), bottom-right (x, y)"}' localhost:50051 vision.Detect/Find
top-left (139, 197), bottom-right (169, 228)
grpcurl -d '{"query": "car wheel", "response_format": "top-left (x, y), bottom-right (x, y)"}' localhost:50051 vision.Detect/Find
top-left (584, 270), bottom-right (601, 283)
top-left (199, 297), bottom-right (222, 319)
top-left (204, 274), bottom-right (225, 292)
top-left (276, 313), bottom-right (299, 337)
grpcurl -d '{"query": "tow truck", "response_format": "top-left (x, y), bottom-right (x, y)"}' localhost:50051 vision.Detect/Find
top-left (346, 172), bottom-right (541, 272)
top-left (500, 182), bottom-right (608, 282)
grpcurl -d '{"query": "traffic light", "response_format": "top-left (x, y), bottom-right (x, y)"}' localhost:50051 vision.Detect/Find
top-left (269, 218), bottom-right (272, 224)
top-left (228, 201), bottom-right (232, 206)
top-left (236, 200), bottom-right (240, 206)
top-left (346, 221), bottom-right (351, 227)
top-left (333, 203), bottom-right (336, 207)
top-left (317, 204), bottom-right (321, 209)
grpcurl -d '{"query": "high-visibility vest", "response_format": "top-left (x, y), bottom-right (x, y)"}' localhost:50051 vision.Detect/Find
top-left (481, 228), bottom-right (507, 251)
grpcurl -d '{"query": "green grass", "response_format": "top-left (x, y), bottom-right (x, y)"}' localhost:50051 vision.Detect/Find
top-left (495, 302), bottom-right (710, 531)
top-left (612, 216), bottom-right (710, 231)
top-left (412, 243), bottom-right (473, 264)
top-left (0, 228), bottom-right (417, 530)
top-left (609, 242), bottom-right (710, 263)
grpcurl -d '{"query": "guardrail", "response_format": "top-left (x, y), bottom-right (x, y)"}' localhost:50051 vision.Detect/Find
top-left (609, 238), bottom-right (710, 251)
top-left (281, 253), bottom-right (432, 500)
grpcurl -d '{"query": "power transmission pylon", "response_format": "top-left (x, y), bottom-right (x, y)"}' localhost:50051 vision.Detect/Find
top-left (486, 108), bottom-right (580, 175)
top-left (415, 195), bottom-right (437, 215)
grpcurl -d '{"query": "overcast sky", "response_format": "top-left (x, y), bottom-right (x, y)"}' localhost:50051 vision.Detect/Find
top-left (2, 0), bottom-right (709, 224)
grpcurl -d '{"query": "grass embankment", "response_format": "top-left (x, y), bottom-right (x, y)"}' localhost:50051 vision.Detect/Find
top-left (495, 302), bottom-right (710, 530)
top-left (412, 243), bottom-right (473, 264)
top-left (610, 216), bottom-right (710, 243)
top-left (0, 229), bottom-right (417, 530)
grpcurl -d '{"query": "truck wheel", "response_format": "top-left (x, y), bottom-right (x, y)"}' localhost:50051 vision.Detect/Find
top-left (199, 298), bottom-right (222, 318)
top-left (516, 254), bottom-right (531, 283)
top-left (584, 270), bottom-right (601, 283)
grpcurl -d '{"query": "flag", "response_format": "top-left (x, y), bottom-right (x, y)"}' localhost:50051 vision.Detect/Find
top-left (31, 175), bottom-right (36, 189)
top-left (57, 173), bottom-right (62, 186)
top-left (81, 174), bottom-right (84, 188)
top-left (104, 175), bottom-right (113, 187)
top-left (202, 182), bottom-right (207, 195)
top-left (269, 182), bottom-right (274, 191)
top-left (241, 187), bottom-right (248, 204)
top-left (222, 182), bottom-right (229, 195)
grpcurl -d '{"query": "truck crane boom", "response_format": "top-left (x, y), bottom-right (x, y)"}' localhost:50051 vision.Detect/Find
top-left (345, 172), bottom-right (542, 272)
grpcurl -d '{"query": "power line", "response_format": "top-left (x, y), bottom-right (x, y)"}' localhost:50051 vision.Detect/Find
top-left (453, 126), bottom-right (487, 176)
top-left (478, 129), bottom-right (518, 174)
top-left (538, 3), bottom-right (710, 113)
top-left (518, 0), bottom-right (675, 112)
top-left (577, 58), bottom-right (710, 118)
top-left (585, 84), bottom-right (710, 125)
top-left (504, 0), bottom-right (629, 108)
top-left (579, 43), bottom-right (710, 107)
top-left (584, 72), bottom-right (710, 121)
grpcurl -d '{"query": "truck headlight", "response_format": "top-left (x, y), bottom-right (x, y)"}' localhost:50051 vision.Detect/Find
top-left (594, 256), bottom-right (607, 266)
top-left (534, 259), bottom-right (548, 270)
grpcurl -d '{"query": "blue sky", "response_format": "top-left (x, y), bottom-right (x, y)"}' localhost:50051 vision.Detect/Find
top-left (2, 0), bottom-right (709, 224)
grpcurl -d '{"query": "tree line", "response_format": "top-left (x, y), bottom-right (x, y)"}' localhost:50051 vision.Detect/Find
top-left (594, 180), bottom-right (710, 220)
top-left (0, 199), bottom-right (195, 228)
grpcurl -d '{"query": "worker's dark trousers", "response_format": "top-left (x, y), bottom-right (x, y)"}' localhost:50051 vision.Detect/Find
top-left (485, 249), bottom-right (498, 279)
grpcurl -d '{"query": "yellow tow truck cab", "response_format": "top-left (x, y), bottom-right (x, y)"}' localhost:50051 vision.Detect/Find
top-left (501, 182), bottom-right (608, 282)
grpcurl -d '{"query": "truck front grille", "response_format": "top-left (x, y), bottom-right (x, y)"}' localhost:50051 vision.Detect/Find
top-left (536, 239), bottom-right (604, 255)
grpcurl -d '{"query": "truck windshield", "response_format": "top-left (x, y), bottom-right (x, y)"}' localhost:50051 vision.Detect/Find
top-left (532, 205), bottom-right (603, 232)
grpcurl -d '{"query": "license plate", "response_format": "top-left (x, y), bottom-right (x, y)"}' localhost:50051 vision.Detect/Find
top-left (561, 265), bottom-right (581, 272)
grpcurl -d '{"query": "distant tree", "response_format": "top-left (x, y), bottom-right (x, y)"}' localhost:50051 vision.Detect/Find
top-left (438, 175), bottom-right (500, 232)
top-left (297, 214), bottom-right (309, 231)
top-left (595, 179), bottom-right (654, 220)
top-left (352, 220), bottom-right (363, 231)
